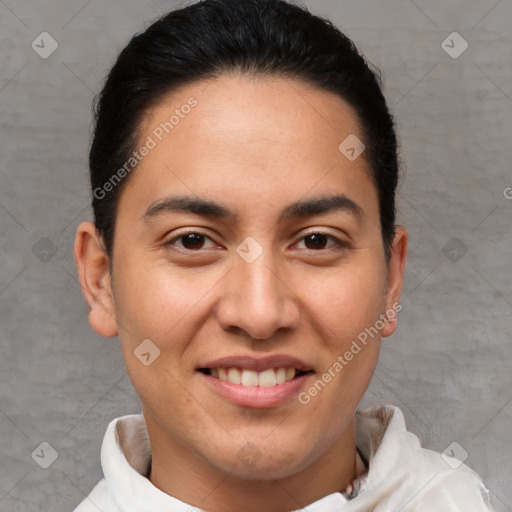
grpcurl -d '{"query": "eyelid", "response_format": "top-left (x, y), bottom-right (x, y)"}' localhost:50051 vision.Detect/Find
top-left (292, 230), bottom-right (349, 251)
top-left (164, 228), bottom-right (349, 253)
top-left (164, 229), bottom-right (219, 250)
top-left (299, 227), bottom-right (349, 240)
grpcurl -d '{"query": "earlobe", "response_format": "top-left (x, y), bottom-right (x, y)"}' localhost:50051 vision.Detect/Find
top-left (381, 225), bottom-right (408, 338)
top-left (73, 221), bottom-right (118, 338)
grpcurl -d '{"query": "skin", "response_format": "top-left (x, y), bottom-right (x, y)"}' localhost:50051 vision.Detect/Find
top-left (74, 72), bottom-right (407, 512)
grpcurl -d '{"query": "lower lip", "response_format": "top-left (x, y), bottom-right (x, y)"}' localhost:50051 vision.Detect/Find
top-left (198, 372), bottom-right (312, 408)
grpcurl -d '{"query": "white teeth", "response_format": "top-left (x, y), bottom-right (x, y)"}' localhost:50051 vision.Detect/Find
top-left (210, 367), bottom-right (301, 386)
top-left (228, 367), bottom-right (242, 385)
top-left (241, 369), bottom-right (259, 386)
top-left (258, 368), bottom-right (277, 387)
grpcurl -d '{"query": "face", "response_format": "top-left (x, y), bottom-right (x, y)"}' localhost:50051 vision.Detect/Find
top-left (75, 72), bottom-right (407, 482)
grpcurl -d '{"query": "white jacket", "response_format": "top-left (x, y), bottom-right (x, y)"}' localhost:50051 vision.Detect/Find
top-left (73, 405), bottom-right (494, 511)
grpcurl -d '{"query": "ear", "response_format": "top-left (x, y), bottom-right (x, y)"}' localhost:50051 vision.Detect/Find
top-left (381, 225), bottom-right (408, 338)
top-left (73, 221), bottom-right (118, 338)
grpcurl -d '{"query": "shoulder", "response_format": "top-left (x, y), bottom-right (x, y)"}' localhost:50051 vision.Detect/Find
top-left (353, 405), bottom-right (494, 511)
top-left (72, 478), bottom-right (118, 512)
top-left (407, 446), bottom-right (494, 511)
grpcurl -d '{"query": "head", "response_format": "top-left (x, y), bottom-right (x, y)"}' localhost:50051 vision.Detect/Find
top-left (75, 0), bottom-right (407, 490)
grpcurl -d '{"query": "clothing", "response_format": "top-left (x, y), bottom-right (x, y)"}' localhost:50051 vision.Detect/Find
top-left (73, 405), bottom-right (494, 511)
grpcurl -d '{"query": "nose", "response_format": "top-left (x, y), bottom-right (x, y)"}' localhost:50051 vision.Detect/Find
top-left (215, 247), bottom-right (301, 341)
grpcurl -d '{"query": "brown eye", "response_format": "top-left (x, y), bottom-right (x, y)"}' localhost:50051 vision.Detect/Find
top-left (165, 232), bottom-right (216, 252)
top-left (180, 233), bottom-right (206, 250)
top-left (297, 232), bottom-right (346, 251)
top-left (304, 233), bottom-right (329, 250)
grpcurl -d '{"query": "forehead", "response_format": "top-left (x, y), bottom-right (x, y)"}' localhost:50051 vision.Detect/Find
top-left (120, 73), bottom-right (377, 224)
top-left (140, 72), bottom-right (365, 156)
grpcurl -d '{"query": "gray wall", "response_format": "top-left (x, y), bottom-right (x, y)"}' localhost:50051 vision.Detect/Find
top-left (1, 0), bottom-right (511, 510)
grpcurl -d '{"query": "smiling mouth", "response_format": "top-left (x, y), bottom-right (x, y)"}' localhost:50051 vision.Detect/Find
top-left (198, 367), bottom-right (313, 387)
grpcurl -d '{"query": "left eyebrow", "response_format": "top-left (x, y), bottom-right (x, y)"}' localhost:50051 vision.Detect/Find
top-left (140, 193), bottom-right (364, 224)
top-left (279, 194), bottom-right (364, 223)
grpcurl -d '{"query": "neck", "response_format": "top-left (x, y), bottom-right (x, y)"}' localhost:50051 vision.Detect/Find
top-left (145, 412), bottom-right (358, 512)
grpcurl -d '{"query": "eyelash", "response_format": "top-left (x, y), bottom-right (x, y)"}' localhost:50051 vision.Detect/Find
top-left (164, 230), bottom-right (348, 254)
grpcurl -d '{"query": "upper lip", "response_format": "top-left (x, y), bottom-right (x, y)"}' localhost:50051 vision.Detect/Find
top-left (198, 355), bottom-right (314, 373)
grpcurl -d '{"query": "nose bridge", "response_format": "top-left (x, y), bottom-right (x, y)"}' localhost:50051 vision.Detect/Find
top-left (217, 240), bottom-right (300, 340)
top-left (242, 250), bottom-right (282, 308)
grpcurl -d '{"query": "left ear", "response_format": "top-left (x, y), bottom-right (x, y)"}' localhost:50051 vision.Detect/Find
top-left (381, 225), bottom-right (408, 338)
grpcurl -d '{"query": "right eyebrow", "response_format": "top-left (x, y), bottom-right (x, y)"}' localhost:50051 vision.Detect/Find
top-left (140, 195), bottom-right (236, 224)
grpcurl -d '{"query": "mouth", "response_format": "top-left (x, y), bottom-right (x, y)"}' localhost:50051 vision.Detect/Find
top-left (197, 367), bottom-right (314, 387)
top-left (196, 356), bottom-right (315, 408)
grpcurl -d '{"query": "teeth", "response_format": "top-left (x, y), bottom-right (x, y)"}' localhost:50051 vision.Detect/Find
top-left (258, 368), bottom-right (277, 387)
top-left (241, 369), bottom-right (259, 386)
top-left (228, 367), bottom-right (241, 385)
top-left (211, 367), bottom-right (299, 386)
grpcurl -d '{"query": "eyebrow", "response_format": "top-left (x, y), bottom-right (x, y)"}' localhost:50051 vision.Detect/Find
top-left (140, 193), bottom-right (364, 224)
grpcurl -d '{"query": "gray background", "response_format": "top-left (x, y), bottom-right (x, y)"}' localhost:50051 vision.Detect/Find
top-left (1, 0), bottom-right (511, 510)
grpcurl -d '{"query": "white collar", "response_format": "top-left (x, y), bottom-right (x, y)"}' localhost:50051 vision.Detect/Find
top-left (100, 405), bottom-right (399, 511)
top-left (97, 404), bottom-right (493, 511)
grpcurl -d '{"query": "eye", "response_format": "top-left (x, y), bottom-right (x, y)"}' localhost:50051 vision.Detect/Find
top-left (295, 232), bottom-right (347, 251)
top-left (164, 230), bottom-right (347, 254)
top-left (165, 231), bottom-right (217, 252)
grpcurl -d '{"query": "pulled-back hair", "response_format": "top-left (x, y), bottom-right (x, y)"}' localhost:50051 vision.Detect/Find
top-left (89, 0), bottom-right (400, 260)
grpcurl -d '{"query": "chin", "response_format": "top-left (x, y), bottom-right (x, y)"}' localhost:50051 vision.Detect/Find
top-left (204, 436), bottom-right (317, 481)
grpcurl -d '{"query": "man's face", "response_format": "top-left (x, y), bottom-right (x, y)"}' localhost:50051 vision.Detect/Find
top-left (89, 73), bottom-right (405, 479)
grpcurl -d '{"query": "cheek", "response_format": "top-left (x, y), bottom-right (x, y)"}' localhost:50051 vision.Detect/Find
top-left (294, 257), bottom-right (386, 412)
top-left (110, 260), bottom-right (203, 420)
top-left (111, 257), bottom-right (226, 401)
top-left (112, 257), bottom-right (212, 343)
top-left (300, 258), bottom-right (387, 343)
